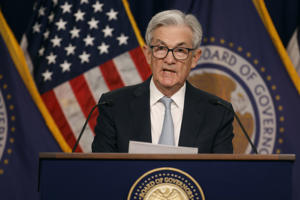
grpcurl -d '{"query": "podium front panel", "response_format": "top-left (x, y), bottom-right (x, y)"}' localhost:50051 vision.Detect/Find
top-left (39, 153), bottom-right (294, 200)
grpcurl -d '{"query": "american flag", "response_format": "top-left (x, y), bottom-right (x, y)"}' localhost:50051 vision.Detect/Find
top-left (21, 0), bottom-right (151, 152)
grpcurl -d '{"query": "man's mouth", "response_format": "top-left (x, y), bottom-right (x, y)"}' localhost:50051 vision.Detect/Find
top-left (162, 69), bottom-right (176, 73)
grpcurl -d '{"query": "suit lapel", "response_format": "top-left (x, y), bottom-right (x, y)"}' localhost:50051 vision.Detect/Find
top-left (129, 79), bottom-right (152, 143)
top-left (128, 79), bottom-right (207, 146)
top-left (179, 82), bottom-right (205, 147)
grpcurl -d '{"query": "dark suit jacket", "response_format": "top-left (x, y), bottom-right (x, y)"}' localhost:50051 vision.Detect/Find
top-left (92, 78), bottom-right (234, 153)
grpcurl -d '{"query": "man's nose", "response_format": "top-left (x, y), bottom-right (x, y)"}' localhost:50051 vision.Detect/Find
top-left (164, 50), bottom-right (176, 64)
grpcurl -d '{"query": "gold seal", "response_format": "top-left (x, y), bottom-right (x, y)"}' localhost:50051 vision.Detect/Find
top-left (127, 167), bottom-right (205, 200)
top-left (145, 183), bottom-right (188, 200)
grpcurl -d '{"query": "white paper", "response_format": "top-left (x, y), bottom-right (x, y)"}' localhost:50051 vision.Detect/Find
top-left (128, 141), bottom-right (198, 154)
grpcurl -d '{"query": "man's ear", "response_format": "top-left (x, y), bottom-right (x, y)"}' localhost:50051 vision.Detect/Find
top-left (191, 48), bottom-right (202, 69)
top-left (142, 45), bottom-right (152, 65)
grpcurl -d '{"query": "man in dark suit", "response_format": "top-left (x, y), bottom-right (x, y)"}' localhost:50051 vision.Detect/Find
top-left (92, 10), bottom-right (234, 153)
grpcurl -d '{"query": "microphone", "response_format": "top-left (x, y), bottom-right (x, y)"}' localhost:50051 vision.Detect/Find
top-left (210, 99), bottom-right (258, 154)
top-left (72, 100), bottom-right (113, 152)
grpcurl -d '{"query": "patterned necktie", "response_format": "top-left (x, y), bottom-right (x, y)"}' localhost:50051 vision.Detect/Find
top-left (158, 96), bottom-right (175, 145)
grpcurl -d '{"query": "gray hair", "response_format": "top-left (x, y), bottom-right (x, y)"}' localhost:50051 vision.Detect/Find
top-left (145, 10), bottom-right (203, 48)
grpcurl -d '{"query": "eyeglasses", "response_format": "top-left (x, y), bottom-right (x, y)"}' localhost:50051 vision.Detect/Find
top-left (150, 45), bottom-right (195, 60)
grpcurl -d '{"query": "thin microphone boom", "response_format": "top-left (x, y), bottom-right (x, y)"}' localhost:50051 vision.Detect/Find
top-left (210, 99), bottom-right (258, 154)
top-left (72, 100), bottom-right (113, 152)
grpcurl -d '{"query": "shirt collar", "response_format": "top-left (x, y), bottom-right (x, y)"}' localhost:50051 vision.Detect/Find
top-left (150, 77), bottom-right (186, 110)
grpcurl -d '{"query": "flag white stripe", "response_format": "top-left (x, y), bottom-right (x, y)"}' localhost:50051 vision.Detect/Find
top-left (84, 66), bottom-right (109, 102)
top-left (20, 35), bottom-right (34, 75)
top-left (287, 28), bottom-right (300, 75)
top-left (54, 82), bottom-right (93, 152)
top-left (113, 52), bottom-right (142, 86)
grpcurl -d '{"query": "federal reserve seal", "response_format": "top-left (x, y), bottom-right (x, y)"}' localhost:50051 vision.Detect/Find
top-left (188, 37), bottom-right (284, 154)
top-left (127, 167), bottom-right (205, 200)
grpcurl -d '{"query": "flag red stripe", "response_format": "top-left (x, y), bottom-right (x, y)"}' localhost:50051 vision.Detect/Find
top-left (69, 75), bottom-right (98, 133)
top-left (100, 60), bottom-right (125, 90)
top-left (41, 90), bottom-right (83, 152)
top-left (129, 47), bottom-right (152, 81)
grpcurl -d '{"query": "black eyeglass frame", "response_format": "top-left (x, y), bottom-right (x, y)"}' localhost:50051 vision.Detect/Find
top-left (149, 45), bottom-right (196, 60)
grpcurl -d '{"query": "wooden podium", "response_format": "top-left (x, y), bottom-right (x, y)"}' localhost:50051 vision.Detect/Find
top-left (38, 153), bottom-right (295, 200)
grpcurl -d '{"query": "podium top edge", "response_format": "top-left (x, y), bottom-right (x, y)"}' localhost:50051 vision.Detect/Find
top-left (39, 153), bottom-right (296, 161)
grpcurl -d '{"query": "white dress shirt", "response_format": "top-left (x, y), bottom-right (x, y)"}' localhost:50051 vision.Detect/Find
top-left (150, 78), bottom-right (186, 146)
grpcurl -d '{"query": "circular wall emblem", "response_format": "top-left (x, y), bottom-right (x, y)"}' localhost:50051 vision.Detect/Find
top-left (188, 38), bottom-right (282, 154)
top-left (0, 88), bottom-right (8, 160)
top-left (128, 167), bottom-right (205, 200)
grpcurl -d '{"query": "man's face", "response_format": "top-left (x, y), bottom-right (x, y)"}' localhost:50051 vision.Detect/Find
top-left (143, 25), bottom-right (202, 96)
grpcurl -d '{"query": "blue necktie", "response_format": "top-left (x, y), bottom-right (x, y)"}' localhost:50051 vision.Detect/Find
top-left (158, 96), bottom-right (175, 146)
